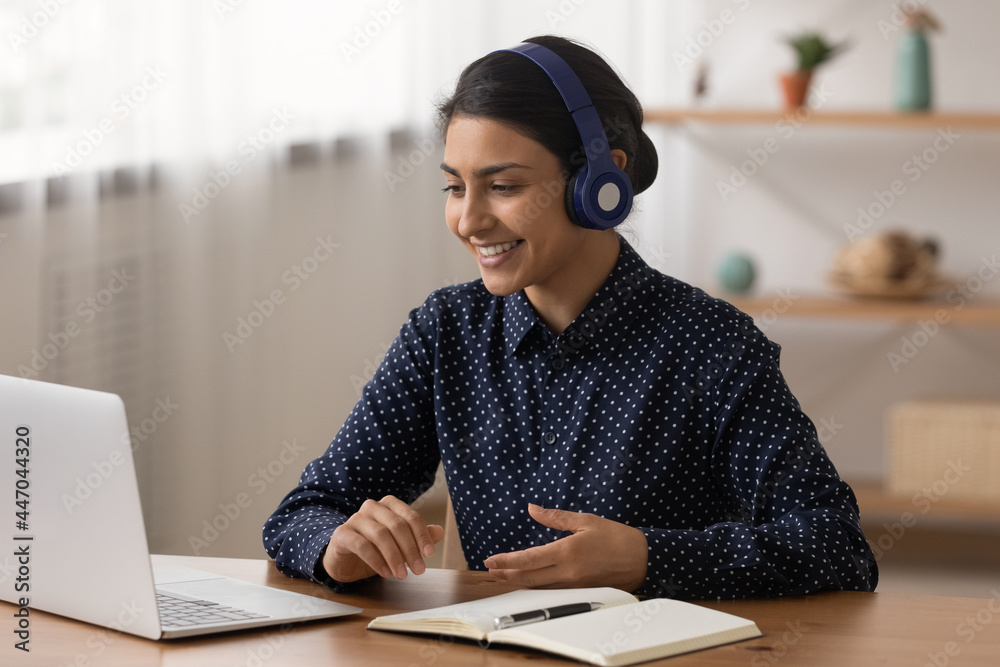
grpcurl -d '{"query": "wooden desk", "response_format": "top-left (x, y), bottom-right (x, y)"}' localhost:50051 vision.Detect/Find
top-left (5, 555), bottom-right (1000, 666)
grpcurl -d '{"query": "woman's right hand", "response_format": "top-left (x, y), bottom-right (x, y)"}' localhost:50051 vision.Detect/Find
top-left (322, 495), bottom-right (445, 583)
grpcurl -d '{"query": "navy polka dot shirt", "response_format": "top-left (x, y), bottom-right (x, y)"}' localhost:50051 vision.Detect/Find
top-left (263, 238), bottom-right (878, 599)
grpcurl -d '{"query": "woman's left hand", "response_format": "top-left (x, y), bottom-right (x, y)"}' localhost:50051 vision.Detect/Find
top-left (482, 504), bottom-right (648, 592)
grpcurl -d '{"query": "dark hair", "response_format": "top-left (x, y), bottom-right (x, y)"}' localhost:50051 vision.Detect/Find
top-left (436, 35), bottom-right (658, 196)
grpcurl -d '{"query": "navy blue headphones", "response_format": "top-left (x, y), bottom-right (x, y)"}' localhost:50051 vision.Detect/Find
top-left (492, 42), bottom-right (634, 231)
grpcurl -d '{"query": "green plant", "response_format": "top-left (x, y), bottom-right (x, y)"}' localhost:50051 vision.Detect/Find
top-left (785, 32), bottom-right (848, 71)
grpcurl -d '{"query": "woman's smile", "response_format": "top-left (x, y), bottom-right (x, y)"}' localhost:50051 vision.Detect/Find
top-left (475, 239), bottom-right (524, 268)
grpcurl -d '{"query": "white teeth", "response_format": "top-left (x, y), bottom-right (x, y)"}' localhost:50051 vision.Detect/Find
top-left (477, 241), bottom-right (520, 257)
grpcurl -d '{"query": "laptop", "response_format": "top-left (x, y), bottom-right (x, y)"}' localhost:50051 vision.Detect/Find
top-left (0, 374), bottom-right (361, 639)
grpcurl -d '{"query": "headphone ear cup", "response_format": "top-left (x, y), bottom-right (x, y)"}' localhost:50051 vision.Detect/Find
top-left (563, 169), bottom-right (584, 227)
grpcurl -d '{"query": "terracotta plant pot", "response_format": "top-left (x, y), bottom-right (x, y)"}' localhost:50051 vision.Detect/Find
top-left (780, 70), bottom-right (813, 110)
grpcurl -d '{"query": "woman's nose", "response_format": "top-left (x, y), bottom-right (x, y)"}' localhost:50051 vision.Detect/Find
top-left (457, 191), bottom-right (496, 239)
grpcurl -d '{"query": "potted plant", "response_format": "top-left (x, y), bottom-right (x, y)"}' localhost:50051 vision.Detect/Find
top-left (781, 32), bottom-right (848, 109)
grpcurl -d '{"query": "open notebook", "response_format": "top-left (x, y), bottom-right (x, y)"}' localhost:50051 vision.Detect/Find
top-left (368, 587), bottom-right (761, 666)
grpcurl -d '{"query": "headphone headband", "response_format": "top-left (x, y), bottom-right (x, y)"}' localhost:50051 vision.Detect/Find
top-left (491, 42), bottom-right (633, 230)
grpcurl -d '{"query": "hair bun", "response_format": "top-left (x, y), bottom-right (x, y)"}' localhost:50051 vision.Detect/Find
top-left (633, 130), bottom-right (658, 195)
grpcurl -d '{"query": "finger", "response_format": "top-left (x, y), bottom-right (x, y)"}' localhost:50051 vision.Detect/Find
top-left (427, 524), bottom-right (445, 544)
top-left (355, 500), bottom-right (423, 579)
top-left (329, 524), bottom-right (393, 580)
top-left (381, 495), bottom-right (439, 560)
top-left (483, 543), bottom-right (558, 571)
top-left (490, 564), bottom-right (564, 588)
top-left (526, 503), bottom-right (590, 532)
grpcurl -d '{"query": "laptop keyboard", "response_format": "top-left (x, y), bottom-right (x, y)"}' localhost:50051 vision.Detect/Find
top-left (157, 590), bottom-right (270, 628)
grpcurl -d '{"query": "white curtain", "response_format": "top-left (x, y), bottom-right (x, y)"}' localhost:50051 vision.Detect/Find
top-left (0, 0), bottom-right (696, 557)
top-left (0, 0), bottom-right (700, 180)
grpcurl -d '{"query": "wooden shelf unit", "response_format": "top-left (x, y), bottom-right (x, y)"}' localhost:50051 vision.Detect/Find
top-left (644, 108), bottom-right (1000, 130)
top-left (851, 479), bottom-right (1000, 523)
top-left (647, 108), bottom-right (1000, 528)
top-left (723, 294), bottom-right (1000, 327)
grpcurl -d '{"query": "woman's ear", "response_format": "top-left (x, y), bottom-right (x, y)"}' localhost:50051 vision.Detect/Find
top-left (610, 148), bottom-right (627, 171)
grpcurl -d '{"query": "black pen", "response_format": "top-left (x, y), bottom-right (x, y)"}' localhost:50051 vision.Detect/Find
top-left (494, 602), bottom-right (604, 630)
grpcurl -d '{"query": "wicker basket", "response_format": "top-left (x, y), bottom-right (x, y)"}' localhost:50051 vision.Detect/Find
top-left (888, 400), bottom-right (1000, 501)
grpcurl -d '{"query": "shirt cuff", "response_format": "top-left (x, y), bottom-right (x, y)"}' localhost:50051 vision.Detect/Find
top-left (635, 527), bottom-right (686, 599)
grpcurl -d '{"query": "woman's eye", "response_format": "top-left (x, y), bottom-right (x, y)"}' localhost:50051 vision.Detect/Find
top-left (492, 184), bottom-right (520, 194)
top-left (441, 185), bottom-right (464, 196)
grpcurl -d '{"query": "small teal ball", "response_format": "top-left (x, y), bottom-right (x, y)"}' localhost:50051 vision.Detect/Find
top-left (718, 253), bottom-right (756, 294)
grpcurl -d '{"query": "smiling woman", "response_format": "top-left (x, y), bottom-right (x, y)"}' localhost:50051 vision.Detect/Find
top-left (440, 116), bottom-right (625, 333)
top-left (264, 35), bottom-right (878, 601)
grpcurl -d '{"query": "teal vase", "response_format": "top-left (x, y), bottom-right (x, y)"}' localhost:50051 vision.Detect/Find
top-left (895, 30), bottom-right (932, 112)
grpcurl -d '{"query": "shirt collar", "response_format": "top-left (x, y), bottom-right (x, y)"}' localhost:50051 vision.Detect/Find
top-left (502, 288), bottom-right (538, 357)
top-left (501, 236), bottom-right (655, 359)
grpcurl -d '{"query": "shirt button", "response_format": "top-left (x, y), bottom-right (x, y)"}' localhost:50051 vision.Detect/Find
top-left (551, 358), bottom-right (564, 371)
top-left (543, 432), bottom-right (557, 445)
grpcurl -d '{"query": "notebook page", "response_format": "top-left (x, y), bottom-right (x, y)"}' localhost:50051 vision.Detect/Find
top-left (374, 587), bottom-right (636, 635)
top-left (491, 598), bottom-right (761, 666)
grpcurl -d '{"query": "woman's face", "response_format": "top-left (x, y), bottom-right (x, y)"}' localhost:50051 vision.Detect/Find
top-left (441, 115), bottom-right (605, 297)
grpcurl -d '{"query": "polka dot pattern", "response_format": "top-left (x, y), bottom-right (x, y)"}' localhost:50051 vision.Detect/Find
top-left (263, 238), bottom-right (878, 599)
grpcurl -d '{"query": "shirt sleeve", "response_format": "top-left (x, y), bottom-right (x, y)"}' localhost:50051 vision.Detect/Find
top-left (637, 314), bottom-right (878, 600)
top-left (262, 297), bottom-right (442, 589)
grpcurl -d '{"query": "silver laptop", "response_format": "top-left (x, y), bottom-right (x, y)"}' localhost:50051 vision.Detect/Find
top-left (0, 374), bottom-right (360, 639)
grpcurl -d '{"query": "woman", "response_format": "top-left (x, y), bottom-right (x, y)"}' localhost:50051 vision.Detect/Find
top-left (264, 35), bottom-right (877, 599)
